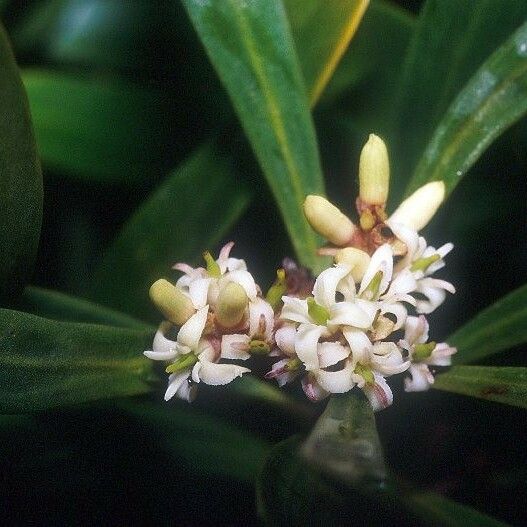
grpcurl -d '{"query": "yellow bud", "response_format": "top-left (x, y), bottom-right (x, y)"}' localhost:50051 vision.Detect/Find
top-left (388, 181), bottom-right (445, 231)
top-left (216, 282), bottom-right (248, 328)
top-left (359, 134), bottom-right (390, 205)
top-left (149, 279), bottom-right (195, 325)
top-left (303, 195), bottom-right (355, 246)
top-left (334, 248), bottom-right (370, 282)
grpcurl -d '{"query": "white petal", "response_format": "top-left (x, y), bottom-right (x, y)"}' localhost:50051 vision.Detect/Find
top-left (371, 342), bottom-right (409, 376)
top-left (314, 364), bottom-right (354, 393)
top-left (220, 270), bottom-right (257, 301)
top-left (294, 324), bottom-right (325, 371)
top-left (176, 379), bottom-right (197, 402)
top-left (301, 374), bottom-right (329, 402)
top-left (217, 241), bottom-right (235, 273)
top-left (265, 358), bottom-right (298, 387)
top-left (403, 315), bottom-right (429, 345)
top-left (226, 257), bottom-right (247, 272)
top-left (177, 305), bottom-right (209, 351)
top-left (359, 244), bottom-right (393, 298)
top-left (188, 278), bottom-right (212, 309)
top-left (329, 301), bottom-right (374, 329)
top-left (164, 371), bottom-right (191, 401)
top-left (220, 334), bottom-right (251, 360)
top-left (362, 374), bottom-right (393, 411)
top-left (281, 296), bottom-right (311, 324)
top-left (249, 298), bottom-right (274, 339)
top-left (427, 342), bottom-right (456, 366)
top-left (318, 341), bottom-right (350, 368)
top-left (312, 264), bottom-right (351, 309)
top-left (384, 269), bottom-right (416, 298)
top-left (274, 325), bottom-right (297, 357)
top-left (404, 364), bottom-right (434, 392)
top-left (414, 278), bottom-right (455, 314)
top-left (145, 322), bottom-right (178, 361)
top-left (379, 302), bottom-right (407, 331)
top-left (388, 221), bottom-right (420, 271)
top-left (342, 328), bottom-right (372, 366)
top-left (196, 358), bottom-right (251, 385)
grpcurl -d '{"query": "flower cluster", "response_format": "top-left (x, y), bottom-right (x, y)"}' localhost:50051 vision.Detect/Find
top-left (144, 134), bottom-right (457, 411)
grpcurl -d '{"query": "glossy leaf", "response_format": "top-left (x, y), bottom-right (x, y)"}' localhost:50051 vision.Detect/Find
top-left (450, 284), bottom-right (527, 364)
top-left (393, 0), bottom-right (527, 188)
top-left (0, 25), bottom-right (42, 302)
top-left (182, 0), bottom-right (325, 271)
top-left (433, 366), bottom-right (527, 409)
top-left (285, 0), bottom-right (370, 105)
top-left (0, 308), bottom-right (154, 413)
top-left (406, 21), bottom-right (527, 195)
top-left (20, 286), bottom-right (152, 330)
top-left (405, 492), bottom-right (509, 527)
top-left (22, 69), bottom-right (185, 184)
top-left (91, 142), bottom-right (252, 318)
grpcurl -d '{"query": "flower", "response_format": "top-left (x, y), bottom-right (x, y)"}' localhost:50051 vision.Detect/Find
top-left (399, 315), bottom-right (457, 392)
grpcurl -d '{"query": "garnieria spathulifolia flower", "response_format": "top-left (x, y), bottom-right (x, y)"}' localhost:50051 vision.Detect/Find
top-left (144, 242), bottom-right (274, 402)
top-left (303, 133), bottom-right (446, 257)
top-left (267, 244), bottom-right (414, 410)
top-left (399, 315), bottom-right (457, 392)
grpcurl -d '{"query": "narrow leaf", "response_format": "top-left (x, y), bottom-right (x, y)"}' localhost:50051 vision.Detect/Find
top-left (0, 25), bottom-right (42, 302)
top-left (91, 142), bottom-right (252, 318)
top-left (22, 69), bottom-right (185, 184)
top-left (20, 286), bottom-right (152, 331)
top-left (285, 0), bottom-right (370, 106)
top-left (433, 366), bottom-right (527, 409)
top-left (182, 0), bottom-right (325, 271)
top-left (405, 492), bottom-right (510, 527)
top-left (0, 308), bottom-right (154, 413)
top-left (406, 21), bottom-right (527, 195)
top-left (394, 0), bottom-right (527, 186)
top-left (450, 284), bottom-right (527, 364)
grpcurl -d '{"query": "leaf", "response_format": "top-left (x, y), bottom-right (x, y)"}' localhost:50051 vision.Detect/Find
top-left (449, 284), bottom-right (527, 365)
top-left (405, 492), bottom-right (510, 527)
top-left (433, 366), bottom-right (527, 409)
top-left (0, 308), bottom-right (154, 413)
top-left (182, 0), bottom-right (325, 271)
top-left (406, 20), bottom-right (527, 195)
top-left (394, 0), bottom-right (527, 189)
top-left (19, 286), bottom-right (152, 330)
top-left (116, 399), bottom-right (270, 484)
top-left (285, 0), bottom-right (369, 106)
top-left (0, 25), bottom-right (42, 303)
top-left (22, 69), bottom-right (186, 184)
top-left (90, 142), bottom-right (252, 319)
top-left (301, 392), bottom-right (386, 486)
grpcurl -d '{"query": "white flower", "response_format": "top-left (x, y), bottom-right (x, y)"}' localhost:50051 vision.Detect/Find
top-left (399, 315), bottom-right (457, 392)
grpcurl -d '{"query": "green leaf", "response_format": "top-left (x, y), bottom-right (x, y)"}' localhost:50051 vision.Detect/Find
top-left (22, 69), bottom-right (185, 184)
top-left (285, 0), bottom-right (369, 106)
top-left (0, 25), bottom-right (42, 303)
top-left (90, 142), bottom-right (252, 319)
top-left (0, 308), bottom-right (154, 413)
top-left (182, 0), bottom-right (325, 271)
top-left (450, 284), bottom-right (527, 364)
top-left (405, 492), bottom-right (510, 527)
top-left (433, 366), bottom-right (527, 409)
top-left (19, 286), bottom-right (152, 330)
top-left (406, 20), bottom-right (527, 195)
top-left (301, 392), bottom-right (386, 486)
top-left (394, 0), bottom-right (527, 189)
top-left (117, 399), bottom-right (270, 484)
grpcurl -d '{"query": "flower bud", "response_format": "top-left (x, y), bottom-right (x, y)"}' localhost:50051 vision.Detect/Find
top-left (149, 279), bottom-right (196, 325)
top-left (359, 134), bottom-right (390, 205)
top-left (388, 181), bottom-right (445, 231)
top-left (216, 282), bottom-right (248, 328)
top-left (334, 248), bottom-right (370, 282)
top-left (303, 195), bottom-right (355, 246)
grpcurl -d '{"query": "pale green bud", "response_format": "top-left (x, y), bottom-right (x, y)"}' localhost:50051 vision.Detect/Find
top-left (216, 282), bottom-right (248, 328)
top-left (303, 195), bottom-right (355, 246)
top-left (359, 134), bottom-right (390, 206)
top-left (149, 279), bottom-right (195, 325)
top-left (388, 181), bottom-right (445, 231)
top-left (334, 248), bottom-right (370, 282)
